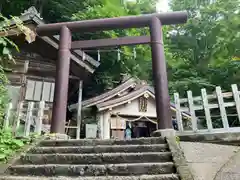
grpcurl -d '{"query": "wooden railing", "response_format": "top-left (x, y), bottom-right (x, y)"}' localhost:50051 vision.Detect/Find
top-left (174, 84), bottom-right (240, 135)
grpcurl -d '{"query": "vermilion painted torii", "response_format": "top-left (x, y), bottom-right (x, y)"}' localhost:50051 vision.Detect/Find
top-left (36, 11), bottom-right (188, 134)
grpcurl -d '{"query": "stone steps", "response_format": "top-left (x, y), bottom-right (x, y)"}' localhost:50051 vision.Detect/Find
top-left (20, 152), bottom-right (172, 164)
top-left (39, 137), bottom-right (165, 146)
top-left (8, 162), bottom-right (175, 176)
top-left (0, 174), bottom-right (179, 180)
top-left (3, 137), bottom-right (179, 179)
top-left (29, 144), bottom-right (169, 154)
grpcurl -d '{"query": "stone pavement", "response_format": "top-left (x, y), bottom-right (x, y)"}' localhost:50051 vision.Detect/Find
top-left (215, 147), bottom-right (240, 180)
top-left (180, 142), bottom-right (240, 180)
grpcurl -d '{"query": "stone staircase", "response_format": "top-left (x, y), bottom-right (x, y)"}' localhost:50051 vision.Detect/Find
top-left (1, 137), bottom-right (180, 180)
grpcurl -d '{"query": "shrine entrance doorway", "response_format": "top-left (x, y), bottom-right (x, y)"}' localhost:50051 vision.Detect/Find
top-left (126, 117), bottom-right (157, 139)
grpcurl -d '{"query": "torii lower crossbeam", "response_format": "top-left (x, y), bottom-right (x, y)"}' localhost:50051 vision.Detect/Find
top-left (36, 11), bottom-right (188, 134)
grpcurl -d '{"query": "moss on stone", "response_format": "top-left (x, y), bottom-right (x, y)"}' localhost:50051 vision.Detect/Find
top-left (0, 136), bottom-right (46, 175)
top-left (166, 137), bottom-right (195, 180)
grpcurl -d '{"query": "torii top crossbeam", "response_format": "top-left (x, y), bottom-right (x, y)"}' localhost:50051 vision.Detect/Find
top-left (36, 11), bottom-right (188, 135)
top-left (36, 11), bottom-right (187, 35)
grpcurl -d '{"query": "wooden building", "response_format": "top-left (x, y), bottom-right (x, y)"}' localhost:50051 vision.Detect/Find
top-left (70, 77), bottom-right (191, 139)
top-left (1, 7), bottom-right (100, 133)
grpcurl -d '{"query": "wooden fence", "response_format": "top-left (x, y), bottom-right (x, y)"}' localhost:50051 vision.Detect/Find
top-left (1, 100), bottom-right (80, 138)
top-left (1, 101), bottom-right (51, 136)
top-left (2, 84), bottom-right (240, 138)
top-left (174, 84), bottom-right (240, 135)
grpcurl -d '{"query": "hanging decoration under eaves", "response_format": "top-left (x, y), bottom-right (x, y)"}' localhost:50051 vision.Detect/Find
top-left (133, 47), bottom-right (136, 59)
top-left (97, 50), bottom-right (100, 61)
top-left (117, 49), bottom-right (121, 61)
top-left (82, 51), bottom-right (86, 61)
top-left (81, 47), bottom-right (137, 62)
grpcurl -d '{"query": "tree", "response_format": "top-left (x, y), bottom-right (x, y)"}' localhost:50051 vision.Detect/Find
top-left (72, 0), bottom-right (158, 98)
top-left (167, 0), bottom-right (240, 96)
top-left (1, 0), bottom-right (239, 99)
top-left (1, 0), bottom-right (158, 98)
top-left (0, 14), bottom-right (34, 125)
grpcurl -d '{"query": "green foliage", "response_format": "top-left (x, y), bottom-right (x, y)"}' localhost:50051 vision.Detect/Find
top-left (168, 0), bottom-right (240, 96)
top-left (0, 129), bottom-right (24, 162)
top-left (0, 14), bottom-right (16, 125)
top-left (72, 0), bottom-right (156, 97)
top-left (0, 14), bottom-right (32, 126)
top-left (0, 129), bottom-right (39, 162)
top-left (1, 0), bottom-right (239, 99)
top-left (175, 136), bottom-right (180, 144)
top-left (0, 15), bottom-right (20, 59)
top-left (0, 16), bottom-right (36, 165)
top-left (71, 0), bottom-right (239, 97)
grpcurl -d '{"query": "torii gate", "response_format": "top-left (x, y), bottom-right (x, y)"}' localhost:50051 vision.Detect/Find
top-left (36, 11), bottom-right (188, 134)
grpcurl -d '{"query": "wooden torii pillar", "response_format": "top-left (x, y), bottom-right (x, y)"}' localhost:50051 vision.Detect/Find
top-left (36, 11), bottom-right (188, 134)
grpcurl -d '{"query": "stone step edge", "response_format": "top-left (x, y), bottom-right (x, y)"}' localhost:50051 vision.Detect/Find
top-left (33, 144), bottom-right (168, 149)
top-left (40, 137), bottom-right (165, 144)
top-left (0, 174), bottom-right (179, 180)
top-left (30, 144), bottom-right (169, 153)
top-left (42, 137), bottom-right (164, 142)
top-left (8, 162), bottom-right (176, 177)
top-left (23, 152), bottom-right (172, 157)
top-left (11, 162), bottom-right (174, 168)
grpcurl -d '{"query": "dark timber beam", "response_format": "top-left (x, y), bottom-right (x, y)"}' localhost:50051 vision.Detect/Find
top-left (50, 26), bottom-right (71, 134)
top-left (71, 36), bottom-right (150, 49)
top-left (36, 11), bottom-right (187, 36)
top-left (150, 17), bottom-right (172, 129)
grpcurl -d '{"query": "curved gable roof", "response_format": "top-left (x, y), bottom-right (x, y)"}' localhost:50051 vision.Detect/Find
top-left (97, 85), bottom-right (191, 118)
top-left (97, 85), bottom-right (152, 111)
top-left (69, 77), bottom-right (137, 110)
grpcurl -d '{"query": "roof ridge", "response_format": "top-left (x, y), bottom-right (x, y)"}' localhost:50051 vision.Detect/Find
top-left (96, 85), bottom-right (191, 117)
top-left (82, 78), bottom-right (137, 106)
top-left (96, 85), bottom-right (154, 110)
top-left (69, 78), bottom-right (138, 110)
top-left (21, 6), bottom-right (43, 19)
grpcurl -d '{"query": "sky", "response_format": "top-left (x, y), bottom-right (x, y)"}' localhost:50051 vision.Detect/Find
top-left (126, 0), bottom-right (170, 12)
top-left (156, 0), bottom-right (170, 12)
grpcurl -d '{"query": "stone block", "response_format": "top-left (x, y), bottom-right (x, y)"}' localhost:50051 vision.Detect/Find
top-left (152, 129), bottom-right (176, 138)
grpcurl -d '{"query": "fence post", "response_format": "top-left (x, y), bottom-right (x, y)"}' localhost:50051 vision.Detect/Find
top-left (24, 102), bottom-right (34, 137)
top-left (15, 101), bottom-right (23, 131)
top-left (174, 92), bottom-right (183, 132)
top-left (201, 88), bottom-right (213, 131)
top-left (3, 102), bottom-right (13, 129)
top-left (35, 101), bottom-right (45, 135)
top-left (12, 101), bottom-right (23, 136)
top-left (187, 90), bottom-right (197, 132)
top-left (216, 86), bottom-right (229, 129)
top-left (231, 84), bottom-right (240, 122)
top-left (76, 80), bottom-right (83, 139)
